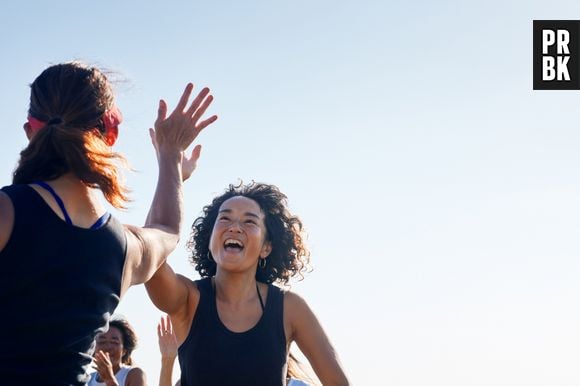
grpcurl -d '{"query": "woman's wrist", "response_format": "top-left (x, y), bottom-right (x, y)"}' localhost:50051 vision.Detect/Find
top-left (105, 379), bottom-right (120, 386)
top-left (157, 150), bottom-right (183, 165)
top-left (161, 355), bottom-right (177, 364)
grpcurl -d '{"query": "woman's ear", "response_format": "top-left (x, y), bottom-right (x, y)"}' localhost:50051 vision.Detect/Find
top-left (260, 241), bottom-right (272, 258)
top-left (23, 122), bottom-right (34, 140)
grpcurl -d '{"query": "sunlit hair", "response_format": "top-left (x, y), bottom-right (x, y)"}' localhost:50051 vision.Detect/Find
top-left (12, 62), bottom-right (129, 208)
top-left (187, 182), bottom-right (310, 284)
top-left (108, 318), bottom-right (138, 366)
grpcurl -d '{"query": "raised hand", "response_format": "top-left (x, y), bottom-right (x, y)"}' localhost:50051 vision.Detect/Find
top-left (149, 128), bottom-right (201, 182)
top-left (157, 315), bottom-right (178, 360)
top-left (150, 83), bottom-right (217, 156)
top-left (92, 350), bottom-right (119, 386)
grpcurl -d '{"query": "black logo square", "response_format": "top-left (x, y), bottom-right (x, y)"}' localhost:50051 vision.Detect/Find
top-left (533, 20), bottom-right (580, 90)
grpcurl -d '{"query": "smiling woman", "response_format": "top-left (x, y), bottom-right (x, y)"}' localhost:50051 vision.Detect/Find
top-left (145, 182), bottom-right (350, 386)
top-left (189, 183), bottom-right (309, 284)
top-left (89, 318), bottom-right (146, 386)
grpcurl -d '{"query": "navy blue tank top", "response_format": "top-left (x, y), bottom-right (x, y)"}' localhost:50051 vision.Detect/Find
top-left (178, 278), bottom-right (287, 386)
top-left (0, 184), bottom-right (127, 385)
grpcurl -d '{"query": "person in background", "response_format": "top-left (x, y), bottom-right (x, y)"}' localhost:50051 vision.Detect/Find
top-left (89, 318), bottom-right (146, 386)
top-left (0, 61), bottom-right (217, 385)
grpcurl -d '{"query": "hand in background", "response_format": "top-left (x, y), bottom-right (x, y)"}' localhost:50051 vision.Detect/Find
top-left (157, 315), bottom-right (178, 361)
top-left (92, 350), bottom-right (119, 386)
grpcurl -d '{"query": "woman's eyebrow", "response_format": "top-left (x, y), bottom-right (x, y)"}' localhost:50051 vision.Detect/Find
top-left (218, 208), bottom-right (261, 218)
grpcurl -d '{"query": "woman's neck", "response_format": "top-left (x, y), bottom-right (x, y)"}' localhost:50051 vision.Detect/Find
top-left (47, 173), bottom-right (89, 194)
top-left (213, 270), bottom-right (258, 306)
top-left (47, 173), bottom-right (105, 215)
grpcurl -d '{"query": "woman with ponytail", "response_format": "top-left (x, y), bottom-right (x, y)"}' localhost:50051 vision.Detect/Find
top-left (0, 62), bottom-right (217, 386)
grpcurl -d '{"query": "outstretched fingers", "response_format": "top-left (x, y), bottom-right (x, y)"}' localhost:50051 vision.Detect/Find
top-left (155, 100), bottom-right (168, 127)
top-left (196, 114), bottom-right (218, 131)
top-left (161, 315), bottom-right (167, 332)
top-left (175, 83), bottom-right (195, 112)
top-left (158, 314), bottom-right (174, 336)
top-left (190, 144), bottom-right (202, 163)
top-left (165, 314), bottom-right (173, 333)
top-left (157, 317), bottom-right (164, 338)
top-left (191, 94), bottom-right (215, 126)
top-left (186, 87), bottom-right (211, 116)
top-left (154, 83), bottom-right (217, 155)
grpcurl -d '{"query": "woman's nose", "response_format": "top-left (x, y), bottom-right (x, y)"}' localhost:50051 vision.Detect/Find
top-left (227, 220), bottom-right (242, 232)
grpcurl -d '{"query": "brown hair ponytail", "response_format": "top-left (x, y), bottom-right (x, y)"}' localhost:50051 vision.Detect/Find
top-left (12, 62), bottom-right (130, 208)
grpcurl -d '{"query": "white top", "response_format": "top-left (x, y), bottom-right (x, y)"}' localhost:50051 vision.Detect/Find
top-left (88, 366), bottom-right (132, 386)
top-left (288, 378), bottom-right (311, 386)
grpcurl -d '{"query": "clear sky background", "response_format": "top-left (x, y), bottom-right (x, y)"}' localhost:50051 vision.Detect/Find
top-left (2, 1), bottom-right (580, 385)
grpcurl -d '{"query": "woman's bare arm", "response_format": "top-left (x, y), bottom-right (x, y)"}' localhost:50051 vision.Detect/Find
top-left (120, 84), bottom-right (217, 296)
top-left (286, 292), bottom-right (350, 386)
top-left (145, 264), bottom-right (200, 344)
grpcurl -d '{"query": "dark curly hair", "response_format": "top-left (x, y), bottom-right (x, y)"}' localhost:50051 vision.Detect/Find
top-left (187, 182), bottom-right (310, 284)
top-left (108, 318), bottom-right (138, 366)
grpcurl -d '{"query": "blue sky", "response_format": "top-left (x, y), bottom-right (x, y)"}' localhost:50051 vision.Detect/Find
top-left (2, 1), bottom-right (580, 385)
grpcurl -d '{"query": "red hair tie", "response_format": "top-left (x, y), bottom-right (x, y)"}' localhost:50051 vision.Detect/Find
top-left (26, 106), bottom-right (123, 146)
top-left (102, 106), bottom-right (123, 146)
top-left (27, 115), bottom-right (47, 134)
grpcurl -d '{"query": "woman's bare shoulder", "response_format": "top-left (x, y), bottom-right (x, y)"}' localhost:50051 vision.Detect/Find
top-left (283, 289), bottom-right (314, 338)
top-left (126, 366), bottom-right (147, 386)
top-left (284, 289), bottom-right (309, 310)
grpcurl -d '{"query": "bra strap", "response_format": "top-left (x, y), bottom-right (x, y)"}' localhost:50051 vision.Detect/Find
top-left (33, 181), bottom-right (73, 225)
top-left (256, 283), bottom-right (265, 311)
top-left (90, 212), bottom-right (111, 230)
top-left (33, 181), bottom-right (110, 229)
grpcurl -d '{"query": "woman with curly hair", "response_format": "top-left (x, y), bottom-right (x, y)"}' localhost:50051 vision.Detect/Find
top-left (145, 182), bottom-right (349, 386)
top-left (89, 318), bottom-right (146, 386)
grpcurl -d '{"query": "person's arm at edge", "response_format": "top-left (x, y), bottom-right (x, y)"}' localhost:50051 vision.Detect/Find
top-left (121, 145), bottom-right (182, 294)
top-left (286, 292), bottom-right (350, 386)
top-left (159, 354), bottom-right (176, 386)
top-left (0, 191), bottom-right (14, 253)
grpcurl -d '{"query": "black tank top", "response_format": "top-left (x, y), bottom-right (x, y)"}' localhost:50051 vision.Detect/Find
top-left (0, 184), bottom-right (127, 386)
top-left (178, 278), bottom-right (287, 386)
